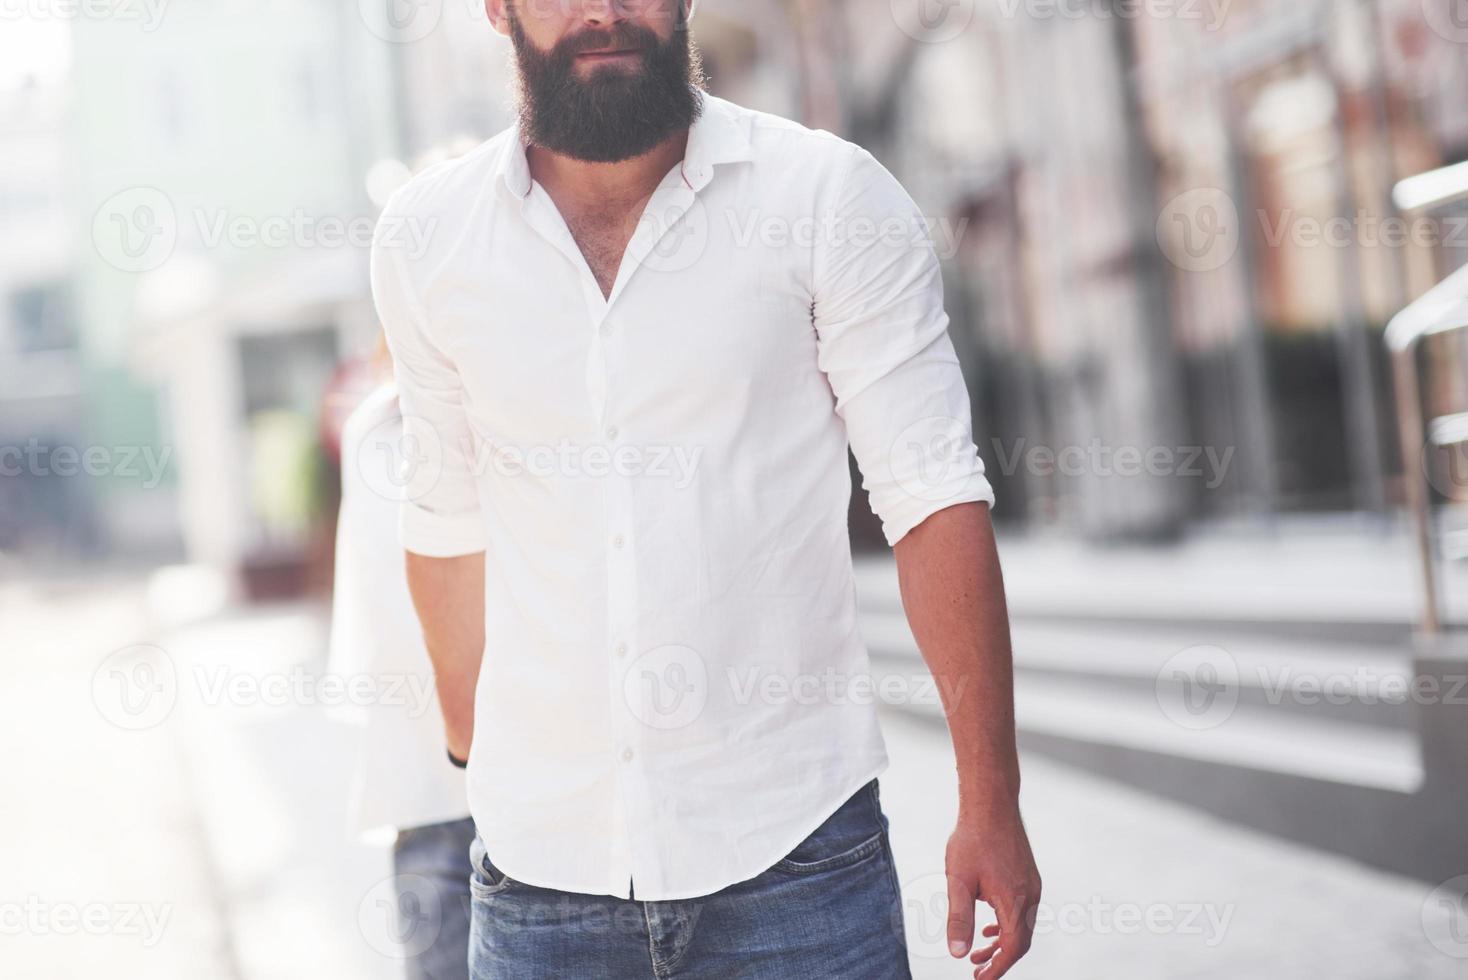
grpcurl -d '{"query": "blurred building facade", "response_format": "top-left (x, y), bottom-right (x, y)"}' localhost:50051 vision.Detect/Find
top-left (0, 75), bottom-right (90, 554)
top-left (819, 0), bottom-right (1468, 543)
top-left (62, 1), bottom-right (402, 581)
top-left (11, 0), bottom-right (1468, 578)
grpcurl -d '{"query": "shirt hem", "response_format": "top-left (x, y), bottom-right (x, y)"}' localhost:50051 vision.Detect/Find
top-left (478, 756), bottom-right (891, 902)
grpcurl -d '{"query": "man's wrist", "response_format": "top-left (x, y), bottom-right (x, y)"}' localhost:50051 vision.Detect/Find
top-left (957, 772), bottom-right (1022, 821)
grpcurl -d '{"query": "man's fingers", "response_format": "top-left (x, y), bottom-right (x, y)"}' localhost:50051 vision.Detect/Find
top-left (969, 941), bottom-right (999, 966)
top-left (974, 888), bottom-right (1038, 979)
top-left (946, 875), bottom-right (977, 957)
top-left (974, 941), bottom-right (1024, 980)
top-left (968, 924), bottom-right (1000, 963)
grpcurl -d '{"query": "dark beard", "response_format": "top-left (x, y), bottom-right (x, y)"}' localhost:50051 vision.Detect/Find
top-left (508, 10), bottom-right (705, 164)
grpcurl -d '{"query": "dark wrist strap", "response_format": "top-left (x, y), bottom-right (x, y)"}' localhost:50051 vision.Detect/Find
top-left (447, 749), bottom-right (469, 769)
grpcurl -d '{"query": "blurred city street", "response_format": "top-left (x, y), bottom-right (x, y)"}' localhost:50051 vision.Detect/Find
top-left (6, 528), bottom-right (1464, 979)
top-left (6, 0), bottom-right (1468, 977)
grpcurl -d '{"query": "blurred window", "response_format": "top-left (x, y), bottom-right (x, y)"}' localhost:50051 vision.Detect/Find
top-left (9, 281), bottom-right (76, 353)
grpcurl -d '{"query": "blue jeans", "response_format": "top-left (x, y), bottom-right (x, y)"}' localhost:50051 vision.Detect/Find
top-left (468, 781), bottom-right (912, 979)
top-left (395, 816), bottom-right (479, 980)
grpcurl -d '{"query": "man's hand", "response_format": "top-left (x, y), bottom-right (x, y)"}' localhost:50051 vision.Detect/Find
top-left (946, 804), bottom-right (1041, 978)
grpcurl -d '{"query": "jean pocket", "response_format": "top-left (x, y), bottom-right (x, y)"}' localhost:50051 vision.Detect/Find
top-left (773, 782), bottom-right (887, 876)
top-left (469, 836), bottom-right (515, 898)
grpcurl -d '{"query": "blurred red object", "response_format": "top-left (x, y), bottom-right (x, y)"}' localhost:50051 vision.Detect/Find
top-left (319, 332), bottom-right (394, 465)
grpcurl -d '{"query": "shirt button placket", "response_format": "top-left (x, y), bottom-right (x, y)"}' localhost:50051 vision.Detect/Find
top-left (600, 310), bottom-right (639, 894)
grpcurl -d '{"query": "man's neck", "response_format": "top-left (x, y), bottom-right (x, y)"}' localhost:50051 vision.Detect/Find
top-left (526, 130), bottom-right (691, 210)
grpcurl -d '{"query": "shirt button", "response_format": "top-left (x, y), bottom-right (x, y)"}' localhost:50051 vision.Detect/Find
top-left (612, 534), bottom-right (625, 550)
top-left (614, 642), bottom-right (628, 658)
top-left (605, 425), bottom-right (619, 441)
top-left (621, 747), bottom-right (634, 763)
top-left (600, 321), bottom-right (614, 336)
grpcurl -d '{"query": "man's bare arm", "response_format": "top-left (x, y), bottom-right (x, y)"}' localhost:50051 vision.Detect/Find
top-left (893, 502), bottom-right (1040, 979)
top-left (405, 550), bottom-right (485, 762)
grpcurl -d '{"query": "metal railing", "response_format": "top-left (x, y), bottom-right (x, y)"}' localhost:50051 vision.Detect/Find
top-left (1386, 164), bottom-right (1468, 636)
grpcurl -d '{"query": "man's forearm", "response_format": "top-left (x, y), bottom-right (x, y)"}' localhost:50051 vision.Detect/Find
top-left (893, 502), bottom-right (1020, 812)
top-left (405, 550), bottom-right (486, 760)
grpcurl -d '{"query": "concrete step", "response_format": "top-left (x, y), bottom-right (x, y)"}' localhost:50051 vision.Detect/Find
top-left (860, 610), bottom-right (1418, 730)
top-left (868, 647), bottom-right (1422, 794)
top-left (858, 608), bottom-right (1468, 881)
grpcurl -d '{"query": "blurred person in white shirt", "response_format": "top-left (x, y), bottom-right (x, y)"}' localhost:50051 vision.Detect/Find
top-left (329, 347), bottom-right (474, 980)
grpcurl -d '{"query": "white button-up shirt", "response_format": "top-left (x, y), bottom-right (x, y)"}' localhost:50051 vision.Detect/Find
top-left (372, 93), bottom-right (993, 901)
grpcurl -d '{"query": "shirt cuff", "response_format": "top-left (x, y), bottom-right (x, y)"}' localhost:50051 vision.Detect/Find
top-left (879, 476), bottom-right (996, 548)
top-left (400, 502), bottom-right (488, 558)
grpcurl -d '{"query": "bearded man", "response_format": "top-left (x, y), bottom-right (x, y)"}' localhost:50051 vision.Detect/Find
top-left (371, 2), bottom-right (1040, 977)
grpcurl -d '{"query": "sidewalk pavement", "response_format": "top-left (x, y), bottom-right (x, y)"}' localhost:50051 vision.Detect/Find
top-left (159, 600), bottom-right (400, 980)
top-left (883, 707), bottom-right (1464, 979)
top-left (0, 572), bottom-right (235, 980)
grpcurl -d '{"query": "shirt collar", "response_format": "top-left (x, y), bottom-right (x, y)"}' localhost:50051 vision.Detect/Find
top-left (494, 91), bottom-right (752, 201)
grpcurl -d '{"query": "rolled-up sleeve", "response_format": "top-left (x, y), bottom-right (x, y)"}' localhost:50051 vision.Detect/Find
top-left (370, 195), bottom-right (487, 557)
top-left (813, 144), bottom-right (994, 547)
